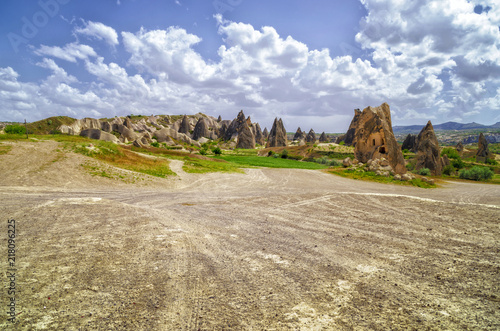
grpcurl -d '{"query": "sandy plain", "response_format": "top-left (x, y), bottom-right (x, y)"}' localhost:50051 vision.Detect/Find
top-left (0, 140), bottom-right (499, 330)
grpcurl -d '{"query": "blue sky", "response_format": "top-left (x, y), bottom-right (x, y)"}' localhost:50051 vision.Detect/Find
top-left (0, 0), bottom-right (499, 132)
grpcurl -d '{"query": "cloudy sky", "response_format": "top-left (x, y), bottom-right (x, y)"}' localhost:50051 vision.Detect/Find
top-left (0, 0), bottom-right (499, 132)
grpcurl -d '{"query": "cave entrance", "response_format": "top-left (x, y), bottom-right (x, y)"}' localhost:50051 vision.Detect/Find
top-left (379, 146), bottom-right (386, 154)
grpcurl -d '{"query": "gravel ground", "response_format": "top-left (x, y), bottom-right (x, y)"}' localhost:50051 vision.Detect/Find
top-left (1, 140), bottom-right (499, 330)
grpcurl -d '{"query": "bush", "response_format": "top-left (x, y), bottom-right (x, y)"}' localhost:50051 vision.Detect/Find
top-left (459, 166), bottom-right (493, 181)
top-left (486, 158), bottom-right (498, 165)
top-left (267, 150), bottom-right (275, 157)
top-left (281, 149), bottom-right (288, 159)
top-left (451, 158), bottom-right (465, 169)
top-left (441, 148), bottom-right (460, 160)
top-left (199, 148), bottom-right (208, 156)
top-left (329, 160), bottom-right (342, 167)
top-left (442, 164), bottom-right (455, 176)
top-left (151, 141), bottom-right (160, 148)
top-left (212, 147), bottom-right (222, 155)
top-left (406, 162), bottom-right (415, 171)
top-left (402, 149), bottom-right (409, 153)
top-left (315, 156), bottom-right (329, 165)
top-left (419, 168), bottom-right (431, 176)
top-left (4, 124), bottom-right (26, 134)
top-left (339, 141), bottom-right (345, 146)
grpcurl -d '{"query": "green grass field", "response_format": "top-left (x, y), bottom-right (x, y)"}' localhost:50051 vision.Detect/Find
top-left (215, 155), bottom-right (329, 169)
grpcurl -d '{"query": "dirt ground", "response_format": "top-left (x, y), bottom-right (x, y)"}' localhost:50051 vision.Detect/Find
top-left (1, 140), bottom-right (499, 330)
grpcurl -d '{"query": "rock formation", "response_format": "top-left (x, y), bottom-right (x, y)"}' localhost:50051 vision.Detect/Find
top-left (401, 134), bottom-right (417, 152)
top-left (319, 132), bottom-right (328, 143)
top-left (80, 129), bottom-right (119, 144)
top-left (236, 121), bottom-right (256, 149)
top-left (192, 118), bottom-right (210, 140)
top-left (456, 141), bottom-right (464, 153)
top-left (293, 127), bottom-right (306, 141)
top-left (476, 133), bottom-right (492, 163)
top-left (178, 115), bottom-right (191, 135)
top-left (415, 121), bottom-right (442, 176)
top-left (254, 123), bottom-right (265, 145)
top-left (337, 109), bottom-right (361, 146)
top-left (306, 129), bottom-right (316, 144)
top-left (266, 118), bottom-right (287, 148)
top-left (263, 127), bottom-right (269, 139)
top-left (353, 103), bottom-right (406, 174)
top-left (224, 110), bottom-right (247, 141)
top-left (123, 117), bottom-right (133, 129)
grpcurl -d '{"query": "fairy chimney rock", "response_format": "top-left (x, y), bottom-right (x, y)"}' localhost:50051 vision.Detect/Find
top-left (306, 129), bottom-right (316, 143)
top-left (178, 115), bottom-right (191, 135)
top-left (266, 118), bottom-right (288, 147)
top-left (415, 121), bottom-right (443, 176)
top-left (319, 132), bottom-right (328, 143)
top-left (476, 133), bottom-right (492, 163)
top-left (354, 103), bottom-right (406, 174)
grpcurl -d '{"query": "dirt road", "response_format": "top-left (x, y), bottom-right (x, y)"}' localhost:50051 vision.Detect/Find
top-left (1, 141), bottom-right (499, 330)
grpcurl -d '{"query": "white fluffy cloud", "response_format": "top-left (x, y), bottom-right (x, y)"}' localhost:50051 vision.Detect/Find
top-left (1, 1), bottom-right (499, 131)
top-left (34, 43), bottom-right (97, 63)
top-left (75, 21), bottom-right (119, 46)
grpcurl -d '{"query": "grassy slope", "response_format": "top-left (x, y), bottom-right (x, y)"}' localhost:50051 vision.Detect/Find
top-left (26, 116), bottom-right (77, 134)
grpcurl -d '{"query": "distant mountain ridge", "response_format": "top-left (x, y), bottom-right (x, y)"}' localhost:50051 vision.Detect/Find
top-left (393, 121), bottom-right (500, 133)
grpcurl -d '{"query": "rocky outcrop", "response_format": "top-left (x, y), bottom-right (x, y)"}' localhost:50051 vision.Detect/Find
top-left (319, 132), bottom-right (328, 143)
top-left (476, 133), bottom-right (492, 163)
top-left (456, 141), bottom-right (464, 153)
top-left (154, 128), bottom-right (200, 147)
top-left (178, 115), bottom-right (191, 135)
top-left (353, 103), bottom-right (406, 174)
top-left (254, 123), bottom-right (265, 145)
top-left (192, 118), bottom-right (210, 140)
top-left (306, 129), bottom-right (316, 144)
top-left (415, 121), bottom-right (442, 176)
top-left (59, 118), bottom-right (102, 135)
top-left (263, 127), bottom-right (269, 139)
top-left (236, 121), bottom-right (256, 149)
top-left (224, 110), bottom-right (247, 141)
top-left (112, 123), bottom-right (139, 143)
top-left (80, 129), bottom-right (119, 144)
top-left (123, 117), bottom-right (133, 129)
top-left (293, 127), bottom-right (306, 141)
top-left (266, 118), bottom-right (287, 148)
top-left (401, 134), bottom-right (417, 152)
top-left (337, 109), bottom-right (361, 146)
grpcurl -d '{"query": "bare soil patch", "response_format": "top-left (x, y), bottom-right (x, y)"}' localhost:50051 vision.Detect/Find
top-left (1, 141), bottom-right (499, 330)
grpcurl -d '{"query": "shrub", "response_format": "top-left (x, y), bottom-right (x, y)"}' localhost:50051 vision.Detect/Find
top-left (406, 162), bottom-right (415, 171)
top-left (151, 141), bottom-right (160, 148)
top-left (441, 147), bottom-right (460, 160)
top-left (442, 164), bottom-right (455, 176)
top-left (212, 147), bottom-right (222, 155)
top-left (4, 124), bottom-right (26, 134)
top-left (267, 150), bottom-right (275, 157)
top-left (486, 158), bottom-right (498, 165)
top-left (402, 149), bottom-right (409, 153)
top-left (281, 149), bottom-right (288, 159)
top-left (329, 160), bottom-right (342, 167)
top-left (273, 153), bottom-right (279, 158)
top-left (459, 166), bottom-right (493, 181)
top-left (419, 168), bottom-right (431, 176)
top-left (451, 158), bottom-right (465, 169)
top-left (47, 119), bottom-right (52, 125)
top-left (315, 156), bottom-right (330, 165)
top-left (339, 141), bottom-right (345, 146)
top-left (199, 149), bottom-right (208, 156)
